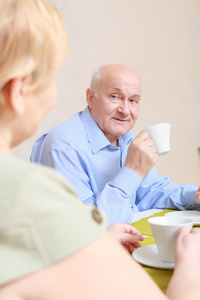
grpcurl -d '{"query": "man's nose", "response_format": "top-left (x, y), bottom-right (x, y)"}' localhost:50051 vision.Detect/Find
top-left (117, 100), bottom-right (130, 115)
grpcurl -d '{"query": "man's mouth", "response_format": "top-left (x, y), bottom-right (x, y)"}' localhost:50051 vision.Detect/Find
top-left (113, 118), bottom-right (129, 123)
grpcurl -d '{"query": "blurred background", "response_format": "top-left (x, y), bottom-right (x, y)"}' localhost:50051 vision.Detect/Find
top-left (12, 0), bottom-right (200, 186)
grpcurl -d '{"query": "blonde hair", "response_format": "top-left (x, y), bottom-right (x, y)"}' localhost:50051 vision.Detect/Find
top-left (0, 0), bottom-right (68, 104)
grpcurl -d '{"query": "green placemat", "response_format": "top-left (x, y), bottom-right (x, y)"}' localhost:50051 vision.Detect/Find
top-left (131, 209), bottom-right (175, 236)
top-left (140, 236), bottom-right (155, 246)
top-left (144, 266), bottom-right (173, 293)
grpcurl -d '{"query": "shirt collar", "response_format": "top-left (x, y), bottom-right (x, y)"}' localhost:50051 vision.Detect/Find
top-left (80, 107), bottom-right (134, 154)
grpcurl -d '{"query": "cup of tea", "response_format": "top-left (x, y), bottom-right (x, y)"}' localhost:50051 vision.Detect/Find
top-left (148, 216), bottom-right (193, 262)
top-left (143, 123), bottom-right (171, 155)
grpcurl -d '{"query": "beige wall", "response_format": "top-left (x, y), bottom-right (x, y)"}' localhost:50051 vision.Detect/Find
top-left (12, 0), bottom-right (200, 186)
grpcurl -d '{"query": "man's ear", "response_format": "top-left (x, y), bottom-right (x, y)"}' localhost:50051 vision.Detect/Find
top-left (4, 77), bottom-right (27, 115)
top-left (86, 88), bottom-right (95, 110)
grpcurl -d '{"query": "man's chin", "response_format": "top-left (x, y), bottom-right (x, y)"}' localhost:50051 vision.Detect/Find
top-left (111, 130), bottom-right (129, 139)
top-left (112, 125), bottom-right (130, 136)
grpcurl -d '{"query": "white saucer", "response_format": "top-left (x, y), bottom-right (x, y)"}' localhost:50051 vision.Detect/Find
top-left (132, 245), bottom-right (174, 269)
top-left (165, 211), bottom-right (200, 225)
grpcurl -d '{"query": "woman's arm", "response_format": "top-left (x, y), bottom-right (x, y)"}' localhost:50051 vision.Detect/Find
top-left (166, 226), bottom-right (200, 300)
top-left (0, 233), bottom-right (167, 300)
top-left (1, 229), bottom-right (200, 300)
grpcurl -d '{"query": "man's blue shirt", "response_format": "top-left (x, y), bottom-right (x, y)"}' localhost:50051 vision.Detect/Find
top-left (31, 107), bottom-right (198, 225)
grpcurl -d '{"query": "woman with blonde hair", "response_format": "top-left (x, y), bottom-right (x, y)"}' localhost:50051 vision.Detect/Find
top-left (0, 1), bottom-right (200, 299)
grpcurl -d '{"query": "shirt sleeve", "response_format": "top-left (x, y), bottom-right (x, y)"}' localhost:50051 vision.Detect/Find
top-left (135, 166), bottom-right (198, 211)
top-left (45, 148), bottom-right (143, 225)
top-left (18, 165), bottom-right (107, 255)
top-left (96, 167), bottom-right (143, 225)
top-left (44, 148), bottom-right (199, 226)
top-left (0, 161), bottom-right (107, 285)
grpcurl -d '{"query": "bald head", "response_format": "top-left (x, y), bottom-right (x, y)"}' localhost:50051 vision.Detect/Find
top-left (90, 64), bottom-right (142, 96)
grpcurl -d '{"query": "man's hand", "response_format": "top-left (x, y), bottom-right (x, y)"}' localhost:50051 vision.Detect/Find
top-left (107, 223), bottom-right (144, 253)
top-left (125, 131), bottom-right (158, 178)
top-left (194, 187), bottom-right (200, 204)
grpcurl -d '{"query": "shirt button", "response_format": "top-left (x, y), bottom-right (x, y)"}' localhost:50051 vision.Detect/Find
top-left (91, 208), bottom-right (103, 224)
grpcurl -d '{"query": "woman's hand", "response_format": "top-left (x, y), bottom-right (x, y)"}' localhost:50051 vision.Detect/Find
top-left (107, 223), bottom-right (144, 253)
top-left (175, 226), bottom-right (200, 265)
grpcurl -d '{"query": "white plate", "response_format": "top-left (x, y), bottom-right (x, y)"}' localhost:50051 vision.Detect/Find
top-left (165, 211), bottom-right (200, 224)
top-left (132, 245), bottom-right (174, 269)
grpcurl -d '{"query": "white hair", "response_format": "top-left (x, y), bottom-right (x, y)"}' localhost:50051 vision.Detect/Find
top-left (90, 66), bottom-right (104, 97)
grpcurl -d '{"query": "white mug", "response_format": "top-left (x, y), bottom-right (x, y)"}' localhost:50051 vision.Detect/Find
top-left (143, 123), bottom-right (171, 155)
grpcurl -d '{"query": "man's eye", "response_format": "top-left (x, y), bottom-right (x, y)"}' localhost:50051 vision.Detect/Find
top-left (130, 99), bottom-right (137, 103)
top-left (112, 95), bottom-right (118, 99)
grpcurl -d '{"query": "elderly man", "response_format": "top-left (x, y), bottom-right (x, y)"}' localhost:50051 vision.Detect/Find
top-left (31, 64), bottom-right (200, 225)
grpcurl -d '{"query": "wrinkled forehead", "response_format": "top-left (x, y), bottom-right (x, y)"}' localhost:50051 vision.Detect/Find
top-left (99, 70), bottom-right (142, 96)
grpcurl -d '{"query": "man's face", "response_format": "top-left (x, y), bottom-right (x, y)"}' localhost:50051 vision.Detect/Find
top-left (87, 67), bottom-right (142, 146)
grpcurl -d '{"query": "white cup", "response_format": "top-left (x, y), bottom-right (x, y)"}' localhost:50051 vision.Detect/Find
top-left (143, 123), bottom-right (171, 155)
top-left (148, 216), bottom-right (193, 262)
